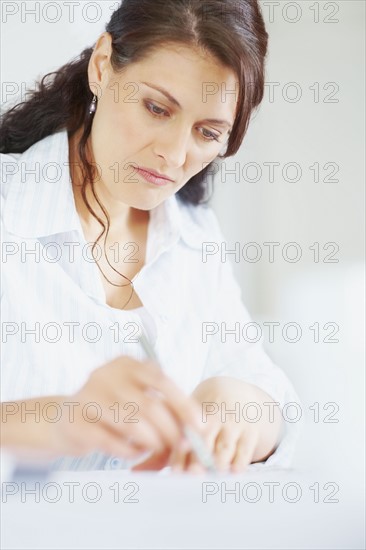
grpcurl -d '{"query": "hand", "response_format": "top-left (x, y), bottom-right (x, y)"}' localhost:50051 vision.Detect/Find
top-left (133, 377), bottom-right (283, 474)
top-left (52, 355), bottom-right (202, 459)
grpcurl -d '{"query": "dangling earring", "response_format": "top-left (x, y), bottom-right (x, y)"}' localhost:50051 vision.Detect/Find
top-left (89, 94), bottom-right (97, 115)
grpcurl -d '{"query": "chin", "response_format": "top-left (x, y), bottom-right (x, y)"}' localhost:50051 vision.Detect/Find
top-left (129, 195), bottom-right (165, 211)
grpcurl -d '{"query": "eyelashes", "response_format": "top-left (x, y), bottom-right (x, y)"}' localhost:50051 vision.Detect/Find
top-left (143, 100), bottom-right (220, 142)
top-left (145, 101), bottom-right (168, 117)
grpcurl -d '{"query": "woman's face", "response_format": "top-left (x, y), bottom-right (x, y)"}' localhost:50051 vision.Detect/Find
top-left (88, 33), bottom-right (238, 210)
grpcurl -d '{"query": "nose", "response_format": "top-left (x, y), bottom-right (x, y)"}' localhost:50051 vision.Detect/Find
top-left (152, 126), bottom-right (190, 168)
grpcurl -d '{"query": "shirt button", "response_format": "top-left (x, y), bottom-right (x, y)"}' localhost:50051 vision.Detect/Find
top-left (105, 456), bottom-right (123, 470)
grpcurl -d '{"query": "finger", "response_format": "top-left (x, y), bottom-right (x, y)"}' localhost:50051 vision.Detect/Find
top-left (96, 403), bottom-right (166, 454)
top-left (213, 428), bottom-right (240, 472)
top-left (91, 424), bottom-right (149, 459)
top-left (230, 433), bottom-right (258, 473)
top-left (168, 438), bottom-right (192, 472)
top-left (185, 425), bottom-right (219, 473)
top-left (137, 362), bottom-right (202, 431)
top-left (137, 395), bottom-right (186, 451)
top-left (132, 447), bottom-right (171, 471)
top-left (58, 418), bottom-right (147, 459)
top-left (201, 424), bottom-right (220, 453)
top-left (185, 451), bottom-right (207, 474)
top-left (169, 450), bottom-right (189, 472)
top-left (118, 420), bottom-right (165, 454)
top-left (181, 425), bottom-right (219, 473)
top-left (97, 383), bottom-right (181, 453)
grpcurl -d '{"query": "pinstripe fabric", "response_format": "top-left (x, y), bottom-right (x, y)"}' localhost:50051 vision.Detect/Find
top-left (1, 130), bottom-right (303, 470)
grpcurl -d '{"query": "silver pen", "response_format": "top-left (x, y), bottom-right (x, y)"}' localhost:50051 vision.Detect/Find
top-left (138, 328), bottom-right (217, 473)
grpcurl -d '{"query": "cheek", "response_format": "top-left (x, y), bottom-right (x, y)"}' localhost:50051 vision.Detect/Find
top-left (91, 105), bottom-right (145, 172)
top-left (187, 153), bottom-right (218, 181)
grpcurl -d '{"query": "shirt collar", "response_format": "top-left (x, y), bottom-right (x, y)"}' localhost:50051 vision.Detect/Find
top-left (2, 129), bottom-right (204, 251)
top-left (3, 130), bottom-right (80, 239)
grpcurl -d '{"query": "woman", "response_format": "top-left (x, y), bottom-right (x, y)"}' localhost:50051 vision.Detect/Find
top-left (0, 0), bottom-right (302, 473)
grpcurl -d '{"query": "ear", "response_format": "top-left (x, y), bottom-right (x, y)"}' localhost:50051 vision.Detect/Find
top-left (88, 32), bottom-right (113, 98)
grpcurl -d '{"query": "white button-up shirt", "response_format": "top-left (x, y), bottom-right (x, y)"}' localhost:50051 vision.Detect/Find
top-left (1, 130), bottom-right (303, 470)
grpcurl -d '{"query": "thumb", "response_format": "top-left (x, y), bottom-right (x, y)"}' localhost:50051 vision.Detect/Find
top-left (131, 447), bottom-right (171, 471)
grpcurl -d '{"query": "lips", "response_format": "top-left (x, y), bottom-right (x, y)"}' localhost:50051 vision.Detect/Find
top-left (136, 167), bottom-right (173, 187)
top-left (137, 166), bottom-right (174, 182)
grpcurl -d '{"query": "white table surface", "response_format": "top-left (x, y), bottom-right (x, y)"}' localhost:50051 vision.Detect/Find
top-left (1, 463), bottom-right (364, 550)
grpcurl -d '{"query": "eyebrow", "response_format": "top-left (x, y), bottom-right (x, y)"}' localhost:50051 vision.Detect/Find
top-left (140, 81), bottom-right (233, 130)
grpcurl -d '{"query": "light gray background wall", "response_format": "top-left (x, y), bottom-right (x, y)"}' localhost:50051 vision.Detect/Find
top-left (1, 1), bottom-right (365, 474)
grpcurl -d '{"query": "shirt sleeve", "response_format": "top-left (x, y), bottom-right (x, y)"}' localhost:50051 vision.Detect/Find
top-left (199, 208), bottom-right (304, 468)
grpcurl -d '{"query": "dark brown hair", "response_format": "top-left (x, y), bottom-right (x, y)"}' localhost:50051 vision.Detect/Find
top-left (0, 0), bottom-right (268, 237)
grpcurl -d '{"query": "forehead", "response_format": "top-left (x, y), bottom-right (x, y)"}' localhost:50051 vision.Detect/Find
top-left (120, 43), bottom-right (238, 119)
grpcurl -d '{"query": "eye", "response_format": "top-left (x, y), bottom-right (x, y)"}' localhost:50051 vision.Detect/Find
top-left (144, 101), bottom-right (169, 117)
top-left (197, 128), bottom-right (219, 141)
top-left (144, 100), bottom-right (220, 142)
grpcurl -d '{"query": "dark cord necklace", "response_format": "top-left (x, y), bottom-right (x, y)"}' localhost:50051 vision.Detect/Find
top-left (92, 230), bottom-right (135, 310)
